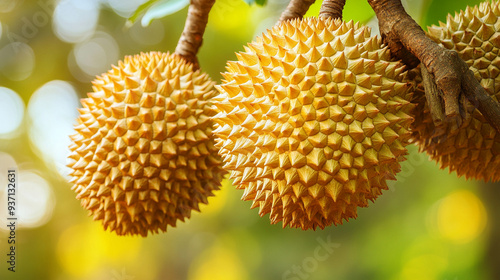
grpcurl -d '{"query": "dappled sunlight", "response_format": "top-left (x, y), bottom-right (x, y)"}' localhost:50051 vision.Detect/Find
top-left (53, 0), bottom-right (100, 43)
top-left (70, 31), bottom-right (120, 81)
top-left (128, 19), bottom-right (165, 46)
top-left (0, 167), bottom-right (55, 230)
top-left (57, 221), bottom-right (145, 278)
top-left (0, 87), bottom-right (24, 139)
top-left (188, 240), bottom-right (249, 280)
top-left (209, 0), bottom-right (255, 40)
top-left (15, 170), bottom-right (54, 228)
top-left (400, 254), bottom-right (448, 280)
top-left (436, 190), bottom-right (487, 244)
top-left (27, 80), bottom-right (80, 179)
top-left (0, 0), bottom-right (16, 13)
top-left (0, 43), bottom-right (35, 81)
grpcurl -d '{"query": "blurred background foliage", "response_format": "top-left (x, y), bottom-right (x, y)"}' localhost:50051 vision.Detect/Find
top-left (0, 0), bottom-right (497, 279)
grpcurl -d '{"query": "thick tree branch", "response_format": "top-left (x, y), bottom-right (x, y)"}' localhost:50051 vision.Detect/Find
top-left (319, 0), bottom-right (346, 20)
top-left (280, 0), bottom-right (316, 22)
top-left (175, 0), bottom-right (215, 70)
top-left (367, 0), bottom-right (500, 133)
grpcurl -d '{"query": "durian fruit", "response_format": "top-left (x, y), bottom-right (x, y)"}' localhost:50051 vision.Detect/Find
top-left (213, 18), bottom-right (415, 230)
top-left (411, 1), bottom-right (500, 181)
top-left (68, 52), bottom-right (226, 236)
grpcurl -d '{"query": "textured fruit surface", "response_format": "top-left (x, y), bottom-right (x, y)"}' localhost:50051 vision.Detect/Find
top-left (213, 18), bottom-right (415, 230)
top-left (411, 1), bottom-right (500, 181)
top-left (68, 52), bottom-right (225, 236)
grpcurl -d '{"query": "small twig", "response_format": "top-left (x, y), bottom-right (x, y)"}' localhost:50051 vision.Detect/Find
top-left (420, 65), bottom-right (444, 125)
top-left (319, 0), bottom-right (346, 20)
top-left (175, 0), bottom-right (215, 70)
top-left (280, 0), bottom-right (316, 22)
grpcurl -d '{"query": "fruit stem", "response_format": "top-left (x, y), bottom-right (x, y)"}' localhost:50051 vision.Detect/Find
top-left (319, 0), bottom-right (346, 19)
top-left (462, 66), bottom-right (500, 133)
top-left (367, 0), bottom-right (500, 133)
top-left (175, 0), bottom-right (215, 70)
top-left (280, 0), bottom-right (316, 22)
top-left (420, 65), bottom-right (444, 125)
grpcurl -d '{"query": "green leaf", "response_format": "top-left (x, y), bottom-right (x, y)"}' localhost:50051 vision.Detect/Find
top-left (242, 0), bottom-right (267, 6)
top-left (423, 0), bottom-right (484, 28)
top-left (127, 0), bottom-right (161, 26)
top-left (141, 0), bottom-right (190, 26)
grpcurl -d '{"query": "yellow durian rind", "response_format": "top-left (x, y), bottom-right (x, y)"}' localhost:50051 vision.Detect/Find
top-left (68, 52), bottom-right (226, 236)
top-left (213, 17), bottom-right (415, 230)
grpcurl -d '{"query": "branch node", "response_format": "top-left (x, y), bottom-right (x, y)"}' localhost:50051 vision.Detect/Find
top-left (319, 0), bottom-right (346, 20)
top-left (421, 65), bottom-right (444, 125)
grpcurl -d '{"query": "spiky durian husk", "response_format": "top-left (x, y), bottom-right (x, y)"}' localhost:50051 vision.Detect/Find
top-left (411, 1), bottom-right (500, 181)
top-left (68, 52), bottom-right (226, 236)
top-left (213, 18), bottom-right (415, 230)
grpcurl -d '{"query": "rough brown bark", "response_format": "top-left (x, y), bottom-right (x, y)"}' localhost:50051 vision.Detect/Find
top-left (319, 0), bottom-right (345, 20)
top-left (367, 0), bottom-right (500, 133)
top-left (280, 0), bottom-right (316, 22)
top-left (175, 0), bottom-right (215, 70)
top-left (421, 66), bottom-right (444, 125)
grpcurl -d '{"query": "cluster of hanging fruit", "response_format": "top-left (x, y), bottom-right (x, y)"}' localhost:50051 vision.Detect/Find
top-left (67, 0), bottom-right (500, 236)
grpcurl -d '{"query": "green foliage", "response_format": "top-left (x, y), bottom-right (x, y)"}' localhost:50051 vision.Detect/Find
top-left (242, 0), bottom-right (267, 6)
top-left (423, 0), bottom-right (484, 27)
top-left (127, 0), bottom-right (189, 27)
top-left (128, 0), bottom-right (266, 27)
top-left (127, 0), bottom-right (158, 26)
top-left (305, 0), bottom-right (374, 23)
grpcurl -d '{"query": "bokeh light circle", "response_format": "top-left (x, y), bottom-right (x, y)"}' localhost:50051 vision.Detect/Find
top-left (0, 87), bottom-right (25, 138)
top-left (0, 167), bottom-right (55, 229)
top-left (27, 80), bottom-right (80, 178)
top-left (0, 42), bottom-right (35, 81)
top-left (437, 190), bottom-right (487, 244)
top-left (17, 171), bottom-right (55, 228)
top-left (53, 0), bottom-right (100, 43)
top-left (72, 31), bottom-right (120, 77)
top-left (0, 0), bottom-right (16, 13)
top-left (129, 19), bottom-right (165, 45)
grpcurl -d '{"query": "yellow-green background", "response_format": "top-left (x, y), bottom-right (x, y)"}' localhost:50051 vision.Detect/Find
top-left (0, 0), bottom-right (497, 279)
